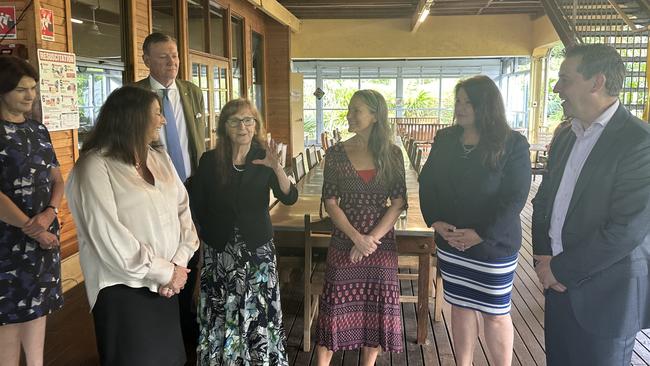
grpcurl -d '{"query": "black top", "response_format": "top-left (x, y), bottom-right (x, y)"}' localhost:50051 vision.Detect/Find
top-left (419, 125), bottom-right (531, 260)
top-left (190, 142), bottom-right (298, 251)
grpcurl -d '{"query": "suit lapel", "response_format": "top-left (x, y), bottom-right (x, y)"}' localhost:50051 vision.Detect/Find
top-left (565, 106), bottom-right (628, 218)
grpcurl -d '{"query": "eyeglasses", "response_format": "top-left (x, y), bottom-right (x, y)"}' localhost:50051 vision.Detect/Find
top-left (226, 117), bottom-right (256, 127)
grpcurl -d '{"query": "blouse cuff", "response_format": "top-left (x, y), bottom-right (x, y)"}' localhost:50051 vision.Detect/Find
top-left (146, 257), bottom-right (175, 285)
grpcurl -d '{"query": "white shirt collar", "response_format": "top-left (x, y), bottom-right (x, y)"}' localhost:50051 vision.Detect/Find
top-left (148, 76), bottom-right (177, 91)
top-left (571, 100), bottom-right (619, 136)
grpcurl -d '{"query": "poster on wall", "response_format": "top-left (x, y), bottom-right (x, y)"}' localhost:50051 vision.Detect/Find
top-left (0, 6), bottom-right (17, 40)
top-left (37, 49), bottom-right (80, 131)
top-left (40, 8), bottom-right (54, 42)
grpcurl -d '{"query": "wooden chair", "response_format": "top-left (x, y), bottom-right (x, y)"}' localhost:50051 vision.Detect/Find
top-left (414, 148), bottom-right (423, 173)
top-left (397, 254), bottom-right (444, 322)
top-left (320, 131), bottom-right (330, 150)
top-left (303, 214), bottom-right (331, 352)
top-left (306, 146), bottom-right (318, 169)
top-left (292, 153), bottom-right (306, 182)
top-left (316, 148), bottom-right (324, 162)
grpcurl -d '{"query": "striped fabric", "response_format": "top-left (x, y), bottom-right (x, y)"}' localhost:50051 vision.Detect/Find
top-left (437, 247), bottom-right (518, 315)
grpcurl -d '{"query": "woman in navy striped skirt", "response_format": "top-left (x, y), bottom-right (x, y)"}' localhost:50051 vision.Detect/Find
top-left (418, 76), bottom-right (531, 366)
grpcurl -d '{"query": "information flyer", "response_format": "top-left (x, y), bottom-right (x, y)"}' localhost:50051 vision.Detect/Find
top-left (37, 49), bottom-right (79, 131)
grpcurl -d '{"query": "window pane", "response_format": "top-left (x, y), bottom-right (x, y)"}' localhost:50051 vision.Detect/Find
top-left (440, 78), bottom-right (459, 124)
top-left (303, 79), bottom-right (316, 109)
top-left (231, 17), bottom-right (243, 99)
top-left (188, 0), bottom-right (205, 52)
top-left (304, 109), bottom-right (317, 142)
top-left (251, 32), bottom-right (264, 114)
top-left (403, 78), bottom-right (440, 118)
top-left (323, 109), bottom-right (348, 133)
top-left (322, 79), bottom-right (357, 109)
top-left (151, 0), bottom-right (175, 36)
top-left (72, 0), bottom-right (124, 61)
top-left (76, 66), bottom-right (122, 143)
top-left (209, 6), bottom-right (224, 56)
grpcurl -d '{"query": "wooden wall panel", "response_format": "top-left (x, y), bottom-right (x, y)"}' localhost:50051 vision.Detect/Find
top-left (133, 0), bottom-right (151, 81)
top-left (264, 20), bottom-right (292, 156)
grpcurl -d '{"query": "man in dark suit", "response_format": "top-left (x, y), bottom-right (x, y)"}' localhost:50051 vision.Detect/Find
top-left (135, 32), bottom-right (206, 361)
top-left (532, 44), bottom-right (650, 366)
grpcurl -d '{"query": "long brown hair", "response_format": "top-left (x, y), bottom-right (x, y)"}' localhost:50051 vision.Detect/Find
top-left (214, 98), bottom-right (267, 185)
top-left (81, 86), bottom-right (162, 165)
top-left (351, 89), bottom-right (402, 187)
top-left (454, 76), bottom-right (510, 169)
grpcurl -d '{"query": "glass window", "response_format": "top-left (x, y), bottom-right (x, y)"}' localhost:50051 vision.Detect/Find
top-left (209, 6), bottom-right (225, 56)
top-left (72, 0), bottom-right (124, 61)
top-left (188, 0), bottom-right (206, 52)
top-left (251, 32), bottom-right (264, 114)
top-left (440, 78), bottom-right (459, 124)
top-left (231, 17), bottom-right (244, 99)
top-left (403, 78), bottom-right (440, 118)
top-left (151, 0), bottom-right (175, 36)
top-left (76, 64), bottom-right (122, 143)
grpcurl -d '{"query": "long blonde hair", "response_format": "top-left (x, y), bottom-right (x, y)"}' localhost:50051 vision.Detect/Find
top-left (351, 89), bottom-right (402, 187)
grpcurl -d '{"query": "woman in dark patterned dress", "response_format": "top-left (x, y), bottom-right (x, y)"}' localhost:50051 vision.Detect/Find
top-left (191, 99), bottom-right (298, 365)
top-left (316, 89), bottom-right (407, 364)
top-left (0, 56), bottom-right (64, 365)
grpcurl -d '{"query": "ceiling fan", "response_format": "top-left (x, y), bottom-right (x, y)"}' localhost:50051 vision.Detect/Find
top-left (88, 1), bottom-right (103, 36)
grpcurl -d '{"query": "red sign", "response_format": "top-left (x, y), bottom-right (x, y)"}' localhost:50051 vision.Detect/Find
top-left (0, 6), bottom-right (17, 40)
top-left (40, 8), bottom-right (54, 42)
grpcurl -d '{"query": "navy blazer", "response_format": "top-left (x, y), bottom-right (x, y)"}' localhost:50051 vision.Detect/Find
top-left (190, 142), bottom-right (298, 251)
top-left (532, 104), bottom-right (650, 337)
top-left (419, 125), bottom-right (531, 261)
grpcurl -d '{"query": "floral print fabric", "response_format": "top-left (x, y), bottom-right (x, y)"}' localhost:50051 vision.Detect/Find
top-left (197, 227), bottom-right (288, 366)
top-left (0, 119), bottom-right (63, 325)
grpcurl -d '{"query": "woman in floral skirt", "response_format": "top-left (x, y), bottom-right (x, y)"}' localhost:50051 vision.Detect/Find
top-left (190, 99), bottom-right (298, 365)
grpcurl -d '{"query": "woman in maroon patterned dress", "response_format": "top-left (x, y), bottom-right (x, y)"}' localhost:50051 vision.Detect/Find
top-left (315, 89), bottom-right (407, 364)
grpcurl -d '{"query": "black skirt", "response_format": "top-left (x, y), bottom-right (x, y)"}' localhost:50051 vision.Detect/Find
top-left (92, 285), bottom-right (186, 366)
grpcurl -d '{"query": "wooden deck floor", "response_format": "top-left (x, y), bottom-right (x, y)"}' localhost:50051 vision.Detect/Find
top-left (44, 180), bottom-right (650, 365)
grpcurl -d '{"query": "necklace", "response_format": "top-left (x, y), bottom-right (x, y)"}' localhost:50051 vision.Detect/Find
top-left (461, 143), bottom-right (476, 158)
top-left (232, 162), bottom-right (245, 172)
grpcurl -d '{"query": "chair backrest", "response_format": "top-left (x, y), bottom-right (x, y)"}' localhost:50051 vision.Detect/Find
top-left (321, 132), bottom-right (329, 150)
top-left (292, 153), bottom-right (306, 181)
top-left (316, 148), bottom-right (324, 162)
top-left (414, 148), bottom-right (423, 173)
top-left (306, 146), bottom-right (318, 169)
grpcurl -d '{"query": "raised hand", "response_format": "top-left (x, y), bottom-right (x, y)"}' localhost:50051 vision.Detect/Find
top-left (252, 139), bottom-right (281, 170)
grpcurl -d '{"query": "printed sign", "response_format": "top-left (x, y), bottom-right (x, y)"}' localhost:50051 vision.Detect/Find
top-left (0, 6), bottom-right (16, 40)
top-left (37, 49), bottom-right (80, 131)
top-left (40, 8), bottom-right (54, 42)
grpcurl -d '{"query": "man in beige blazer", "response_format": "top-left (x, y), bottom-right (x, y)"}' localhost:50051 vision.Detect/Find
top-left (134, 32), bottom-right (205, 178)
top-left (134, 32), bottom-right (205, 361)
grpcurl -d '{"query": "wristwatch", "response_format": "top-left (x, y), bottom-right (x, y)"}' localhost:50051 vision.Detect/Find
top-left (46, 205), bottom-right (59, 215)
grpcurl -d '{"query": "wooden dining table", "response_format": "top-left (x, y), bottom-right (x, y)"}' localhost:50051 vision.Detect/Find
top-left (270, 146), bottom-right (438, 344)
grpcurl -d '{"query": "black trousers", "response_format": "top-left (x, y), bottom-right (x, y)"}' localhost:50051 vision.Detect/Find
top-left (545, 289), bottom-right (636, 366)
top-left (93, 285), bottom-right (186, 366)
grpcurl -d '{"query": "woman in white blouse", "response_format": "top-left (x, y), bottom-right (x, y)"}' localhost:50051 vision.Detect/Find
top-left (66, 86), bottom-right (199, 366)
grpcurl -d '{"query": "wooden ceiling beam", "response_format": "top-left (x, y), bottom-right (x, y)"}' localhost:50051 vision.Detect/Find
top-left (411, 0), bottom-right (433, 33)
